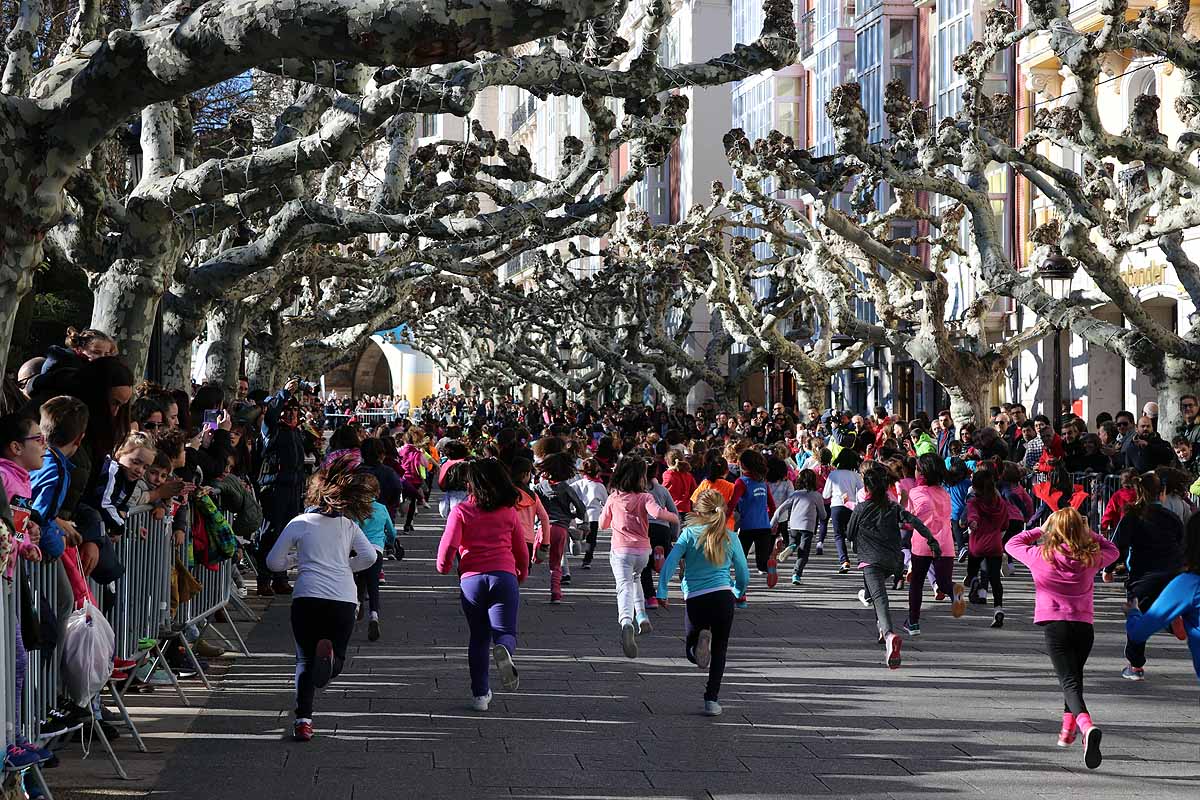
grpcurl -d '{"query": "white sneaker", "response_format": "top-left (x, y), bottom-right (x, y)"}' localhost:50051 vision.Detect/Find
top-left (815, 543), bottom-right (823, 556)
top-left (703, 700), bottom-right (722, 717)
top-left (471, 690), bottom-right (493, 712)
top-left (1001, 557), bottom-right (1014, 577)
top-left (636, 612), bottom-right (653, 635)
top-left (492, 644), bottom-right (520, 691)
top-left (778, 545), bottom-right (796, 562)
top-left (694, 630), bottom-right (712, 670)
top-left (620, 621), bottom-right (638, 658)
top-left (857, 589), bottom-right (874, 607)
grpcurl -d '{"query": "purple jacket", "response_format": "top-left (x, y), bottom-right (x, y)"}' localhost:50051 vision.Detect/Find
top-left (1005, 527), bottom-right (1119, 624)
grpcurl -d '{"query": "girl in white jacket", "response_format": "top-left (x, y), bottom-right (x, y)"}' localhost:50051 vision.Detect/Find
top-left (772, 469), bottom-right (829, 586)
top-left (571, 458), bottom-right (609, 568)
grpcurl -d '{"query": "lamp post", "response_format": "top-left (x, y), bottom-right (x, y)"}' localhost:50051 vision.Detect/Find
top-left (556, 338), bottom-right (572, 406)
top-left (1038, 246), bottom-right (1078, 429)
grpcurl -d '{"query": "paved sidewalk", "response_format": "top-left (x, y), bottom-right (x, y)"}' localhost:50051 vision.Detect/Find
top-left (52, 501), bottom-right (1200, 799)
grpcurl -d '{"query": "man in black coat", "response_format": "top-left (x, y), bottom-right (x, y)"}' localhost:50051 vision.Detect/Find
top-left (255, 378), bottom-right (307, 596)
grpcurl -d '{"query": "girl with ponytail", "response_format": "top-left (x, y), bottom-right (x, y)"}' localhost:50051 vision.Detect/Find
top-left (656, 489), bottom-right (750, 717)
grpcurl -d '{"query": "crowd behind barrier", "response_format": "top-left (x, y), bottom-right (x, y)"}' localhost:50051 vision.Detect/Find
top-left (2, 500), bottom-right (251, 792)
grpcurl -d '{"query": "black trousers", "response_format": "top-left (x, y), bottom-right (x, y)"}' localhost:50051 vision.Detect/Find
top-left (354, 551), bottom-right (384, 614)
top-left (966, 555), bottom-right (1004, 608)
top-left (291, 597), bottom-right (356, 719)
top-left (1125, 573), bottom-right (1174, 668)
top-left (738, 527), bottom-right (774, 572)
top-left (788, 529), bottom-right (815, 578)
top-left (684, 591), bottom-right (736, 701)
top-left (583, 521), bottom-right (599, 563)
top-left (640, 526), bottom-right (673, 599)
top-left (1041, 620), bottom-right (1094, 714)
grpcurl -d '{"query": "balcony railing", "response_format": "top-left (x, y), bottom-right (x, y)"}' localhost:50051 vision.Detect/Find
top-left (801, 10), bottom-right (815, 58)
top-left (508, 97), bottom-right (537, 134)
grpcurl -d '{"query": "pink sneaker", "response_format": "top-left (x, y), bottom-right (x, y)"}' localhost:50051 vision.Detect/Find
top-left (1057, 712), bottom-right (1077, 747)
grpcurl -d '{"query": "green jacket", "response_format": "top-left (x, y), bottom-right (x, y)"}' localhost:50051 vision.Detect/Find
top-left (913, 432), bottom-right (937, 456)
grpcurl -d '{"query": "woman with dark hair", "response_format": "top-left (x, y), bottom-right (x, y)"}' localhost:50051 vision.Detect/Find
top-left (171, 389), bottom-right (192, 432)
top-left (822, 448), bottom-right (864, 574)
top-left (903, 453), bottom-right (963, 634)
top-left (436, 458), bottom-right (527, 711)
top-left (1103, 471), bottom-right (1185, 681)
top-left (1125, 513), bottom-right (1200, 683)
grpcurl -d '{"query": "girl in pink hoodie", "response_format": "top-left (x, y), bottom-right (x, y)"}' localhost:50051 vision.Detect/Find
top-left (1005, 507), bottom-right (1119, 770)
top-left (903, 454), bottom-right (964, 635)
top-left (965, 467), bottom-right (1012, 627)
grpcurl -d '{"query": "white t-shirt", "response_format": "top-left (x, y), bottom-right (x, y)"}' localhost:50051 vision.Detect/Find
top-left (822, 469), bottom-right (864, 509)
top-left (266, 512), bottom-right (376, 604)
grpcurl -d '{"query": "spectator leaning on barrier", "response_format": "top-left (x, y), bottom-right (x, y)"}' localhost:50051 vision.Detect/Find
top-left (1121, 416), bottom-right (1176, 473)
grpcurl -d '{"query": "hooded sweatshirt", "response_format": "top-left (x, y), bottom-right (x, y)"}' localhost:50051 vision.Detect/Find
top-left (1005, 527), bottom-right (1119, 624)
top-left (534, 479), bottom-right (587, 529)
top-left (905, 480), bottom-right (953, 558)
top-left (846, 497), bottom-right (939, 574)
top-left (966, 493), bottom-right (1013, 556)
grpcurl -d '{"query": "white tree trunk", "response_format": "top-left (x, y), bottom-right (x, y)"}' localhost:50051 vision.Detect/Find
top-left (1158, 354), bottom-right (1200, 435)
top-left (203, 305), bottom-right (245, 394)
top-left (245, 342), bottom-right (281, 392)
top-left (0, 242), bottom-right (39, 377)
top-left (946, 386), bottom-right (988, 430)
top-left (160, 296), bottom-right (201, 391)
top-left (795, 373), bottom-right (830, 416)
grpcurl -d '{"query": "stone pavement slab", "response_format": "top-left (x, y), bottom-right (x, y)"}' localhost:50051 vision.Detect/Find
top-left (46, 497), bottom-right (1200, 799)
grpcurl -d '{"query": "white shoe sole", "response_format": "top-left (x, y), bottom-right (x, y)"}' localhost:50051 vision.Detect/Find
top-left (695, 630), bottom-right (712, 670)
top-left (638, 616), bottom-right (653, 635)
top-left (703, 703), bottom-right (722, 717)
top-left (620, 623), bottom-right (638, 658)
top-left (492, 645), bottom-right (519, 691)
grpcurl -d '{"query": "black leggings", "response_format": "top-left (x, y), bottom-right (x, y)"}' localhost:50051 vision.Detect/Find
top-left (291, 597), bottom-right (356, 719)
top-left (640, 526), bottom-right (673, 599)
top-left (1125, 573), bottom-right (1174, 668)
top-left (584, 521), bottom-right (599, 562)
top-left (354, 551), bottom-right (384, 614)
top-left (738, 527), bottom-right (774, 572)
top-left (684, 591), bottom-right (736, 701)
top-left (966, 555), bottom-right (1004, 608)
top-left (1041, 620), bottom-right (1094, 715)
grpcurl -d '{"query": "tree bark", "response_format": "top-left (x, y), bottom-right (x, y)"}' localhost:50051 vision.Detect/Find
top-left (1157, 354), bottom-right (1200, 436)
top-left (245, 335), bottom-right (282, 392)
top-left (795, 373), bottom-right (830, 416)
top-left (160, 293), bottom-right (203, 391)
top-left (946, 385), bottom-right (989, 430)
top-left (203, 305), bottom-right (245, 394)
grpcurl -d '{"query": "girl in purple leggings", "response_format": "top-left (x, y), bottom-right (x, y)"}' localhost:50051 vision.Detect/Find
top-left (436, 459), bottom-right (529, 711)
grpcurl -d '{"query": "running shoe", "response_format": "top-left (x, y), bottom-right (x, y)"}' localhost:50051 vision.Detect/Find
top-left (857, 589), bottom-right (873, 607)
top-left (293, 720), bottom-right (314, 742)
top-left (766, 541), bottom-right (781, 589)
top-left (703, 700), bottom-right (723, 717)
top-left (1057, 719), bottom-right (1077, 748)
top-left (1121, 666), bottom-right (1145, 681)
top-left (950, 583), bottom-right (967, 618)
top-left (620, 621), bottom-right (638, 658)
top-left (956, 546), bottom-right (969, 563)
top-left (1083, 725), bottom-right (1103, 769)
top-left (884, 632), bottom-right (902, 669)
top-left (790, 575), bottom-right (802, 587)
top-left (560, 574), bottom-right (571, 585)
top-left (311, 639), bottom-right (335, 688)
top-left (368, 618), bottom-right (381, 642)
top-left (694, 630), bottom-right (712, 670)
top-left (1001, 556), bottom-right (1014, 577)
top-left (653, 545), bottom-right (665, 573)
top-left (645, 597), bottom-right (659, 609)
top-left (778, 544), bottom-right (796, 563)
top-left (815, 543), bottom-right (823, 556)
top-left (1171, 616), bottom-right (1188, 641)
top-left (636, 612), bottom-right (653, 635)
top-left (838, 562), bottom-right (850, 574)
top-left (990, 609), bottom-right (1005, 629)
top-left (5, 744), bottom-right (48, 769)
top-left (903, 620), bottom-right (920, 636)
top-left (735, 593), bottom-right (748, 609)
top-left (471, 691), bottom-right (492, 712)
top-left (493, 644), bottom-right (520, 690)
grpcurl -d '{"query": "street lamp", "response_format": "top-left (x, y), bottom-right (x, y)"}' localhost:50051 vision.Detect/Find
top-left (1038, 246), bottom-right (1078, 428)
top-left (556, 338), bottom-right (572, 406)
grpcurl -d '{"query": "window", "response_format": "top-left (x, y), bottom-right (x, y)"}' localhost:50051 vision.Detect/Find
top-left (856, 21), bottom-right (883, 143)
top-left (419, 114), bottom-right (440, 138)
top-left (935, 0), bottom-right (973, 122)
top-left (889, 19), bottom-right (915, 98)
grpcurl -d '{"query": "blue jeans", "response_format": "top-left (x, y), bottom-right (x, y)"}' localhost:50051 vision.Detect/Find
top-left (459, 572), bottom-right (520, 697)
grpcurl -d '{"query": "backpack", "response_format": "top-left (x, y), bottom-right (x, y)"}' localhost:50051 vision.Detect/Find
top-left (196, 494), bottom-right (236, 564)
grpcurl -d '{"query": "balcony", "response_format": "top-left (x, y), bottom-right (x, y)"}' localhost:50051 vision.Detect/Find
top-left (508, 97), bottom-right (537, 135)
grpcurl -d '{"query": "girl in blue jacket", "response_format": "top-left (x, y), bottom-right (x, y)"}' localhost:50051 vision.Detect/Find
top-left (1125, 514), bottom-right (1200, 683)
top-left (657, 489), bottom-right (750, 718)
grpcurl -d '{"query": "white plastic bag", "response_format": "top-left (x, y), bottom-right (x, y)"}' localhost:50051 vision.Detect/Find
top-left (60, 600), bottom-right (115, 705)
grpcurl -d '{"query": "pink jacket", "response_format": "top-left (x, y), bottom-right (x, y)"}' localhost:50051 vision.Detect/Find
top-left (966, 495), bottom-right (1012, 556)
top-left (514, 489), bottom-right (551, 546)
top-left (0, 457), bottom-right (40, 576)
top-left (436, 499), bottom-right (528, 582)
top-left (905, 484), bottom-right (953, 558)
top-left (599, 491), bottom-right (677, 552)
top-left (1005, 528), bottom-right (1119, 624)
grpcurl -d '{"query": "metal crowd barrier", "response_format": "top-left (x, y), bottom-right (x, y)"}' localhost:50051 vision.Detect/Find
top-left (324, 410), bottom-right (401, 429)
top-left (1, 568), bottom-right (16, 752)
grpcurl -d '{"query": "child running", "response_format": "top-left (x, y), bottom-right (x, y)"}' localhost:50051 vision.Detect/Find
top-left (600, 455), bottom-right (680, 658)
top-left (570, 458), bottom-right (609, 569)
top-left (1005, 508), bottom-right (1118, 769)
top-left (352, 473), bottom-right (396, 642)
top-left (964, 467), bottom-right (1010, 628)
top-left (1125, 513), bottom-right (1200, 683)
top-left (730, 450), bottom-right (777, 576)
top-left (436, 458), bottom-right (528, 711)
top-left (772, 469), bottom-right (827, 586)
top-left (823, 449), bottom-right (863, 574)
top-left (904, 454), bottom-right (963, 635)
top-left (266, 453), bottom-right (377, 741)
top-left (656, 489), bottom-right (750, 717)
top-left (848, 464), bottom-right (940, 668)
top-left (534, 452), bottom-right (587, 603)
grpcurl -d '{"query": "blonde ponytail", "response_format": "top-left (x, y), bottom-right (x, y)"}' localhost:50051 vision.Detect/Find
top-left (689, 489), bottom-right (731, 566)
